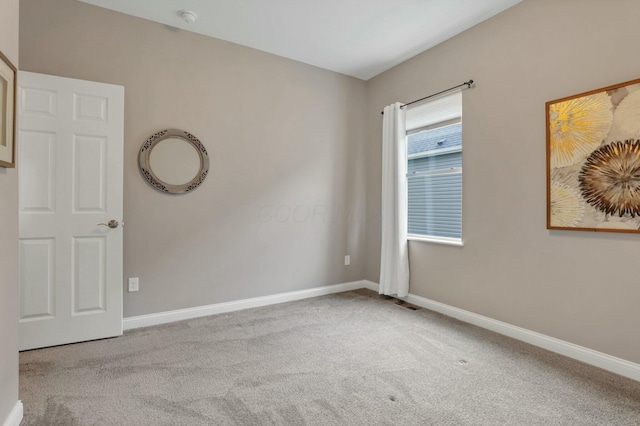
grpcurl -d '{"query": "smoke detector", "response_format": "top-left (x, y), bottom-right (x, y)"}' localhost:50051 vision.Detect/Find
top-left (179, 10), bottom-right (198, 24)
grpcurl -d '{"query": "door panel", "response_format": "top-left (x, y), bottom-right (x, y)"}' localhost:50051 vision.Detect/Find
top-left (18, 71), bottom-right (124, 351)
top-left (73, 236), bottom-right (106, 314)
top-left (72, 134), bottom-right (107, 212)
top-left (19, 238), bottom-right (55, 321)
top-left (19, 131), bottom-right (56, 212)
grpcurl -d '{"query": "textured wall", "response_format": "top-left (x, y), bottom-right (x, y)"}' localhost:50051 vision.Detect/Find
top-left (0, 0), bottom-right (19, 422)
top-left (365, 0), bottom-right (640, 363)
top-left (20, 0), bottom-right (367, 317)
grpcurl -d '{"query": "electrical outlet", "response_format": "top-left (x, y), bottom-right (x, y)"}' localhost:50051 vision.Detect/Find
top-left (344, 255), bottom-right (351, 266)
top-left (128, 277), bottom-right (139, 292)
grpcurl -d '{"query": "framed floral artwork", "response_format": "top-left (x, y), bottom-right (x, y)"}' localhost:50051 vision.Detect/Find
top-left (547, 78), bottom-right (640, 233)
top-left (0, 50), bottom-right (16, 168)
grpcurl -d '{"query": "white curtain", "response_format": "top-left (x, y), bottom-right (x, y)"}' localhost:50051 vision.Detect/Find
top-left (379, 103), bottom-right (410, 297)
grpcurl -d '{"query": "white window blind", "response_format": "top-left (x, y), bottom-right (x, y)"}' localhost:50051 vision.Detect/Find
top-left (406, 91), bottom-right (462, 242)
top-left (406, 91), bottom-right (462, 132)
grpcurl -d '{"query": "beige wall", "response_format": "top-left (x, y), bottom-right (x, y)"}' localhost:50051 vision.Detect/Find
top-left (365, 0), bottom-right (640, 363)
top-left (0, 0), bottom-right (19, 421)
top-left (18, 0), bottom-right (640, 371)
top-left (20, 0), bottom-right (367, 317)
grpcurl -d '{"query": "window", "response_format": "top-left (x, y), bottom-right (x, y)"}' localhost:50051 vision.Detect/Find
top-left (406, 92), bottom-right (462, 244)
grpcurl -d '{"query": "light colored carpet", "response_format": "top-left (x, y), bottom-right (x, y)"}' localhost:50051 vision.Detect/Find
top-left (20, 289), bottom-right (640, 425)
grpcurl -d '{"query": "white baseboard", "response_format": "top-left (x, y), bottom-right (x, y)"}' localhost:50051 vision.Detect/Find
top-left (123, 278), bottom-right (640, 382)
top-left (362, 280), bottom-right (640, 382)
top-left (123, 280), bottom-right (368, 330)
top-left (361, 280), bottom-right (379, 292)
top-left (2, 401), bottom-right (23, 426)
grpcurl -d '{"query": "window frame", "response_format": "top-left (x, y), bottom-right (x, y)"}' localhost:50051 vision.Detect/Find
top-left (405, 105), bottom-right (463, 246)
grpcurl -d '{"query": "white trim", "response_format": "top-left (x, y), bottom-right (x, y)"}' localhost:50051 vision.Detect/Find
top-left (123, 280), bottom-right (368, 330)
top-left (361, 280), bottom-right (640, 382)
top-left (122, 279), bottom-right (640, 382)
top-left (406, 117), bottom-right (461, 137)
top-left (2, 401), bottom-right (23, 426)
top-left (407, 167), bottom-right (461, 178)
top-left (408, 145), bottom-right (461, 160)
top-left (361, 280), bottom-right (380, 292)
top-left (407, 234), bottom-right (464, 246)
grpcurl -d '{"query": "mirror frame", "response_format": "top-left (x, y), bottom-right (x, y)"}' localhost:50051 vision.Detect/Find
top-left (139, 129), bottom-right (209, 194)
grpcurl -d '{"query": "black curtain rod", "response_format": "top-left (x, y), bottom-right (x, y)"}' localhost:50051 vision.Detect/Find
top-left (380, 79), bottom-right (474, 115)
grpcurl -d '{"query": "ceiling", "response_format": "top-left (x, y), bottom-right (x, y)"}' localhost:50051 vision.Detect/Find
top-left (77, 0), bottom-right (522, 81)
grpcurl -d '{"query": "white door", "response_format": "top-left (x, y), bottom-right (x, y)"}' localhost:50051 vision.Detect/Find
top-left (18, 71), bottom-right (124, 351)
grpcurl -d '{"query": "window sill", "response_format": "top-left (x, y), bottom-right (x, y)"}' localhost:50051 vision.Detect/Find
top-left (407, 234), bottom-right (464, 247)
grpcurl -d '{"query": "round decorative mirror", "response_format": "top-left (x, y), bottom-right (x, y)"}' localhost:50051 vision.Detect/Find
top-left (139, 129), bottom-right (209, 194)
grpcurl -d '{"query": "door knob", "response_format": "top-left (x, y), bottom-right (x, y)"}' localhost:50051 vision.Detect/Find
top-left (98, 220), bottom-right (119, 229)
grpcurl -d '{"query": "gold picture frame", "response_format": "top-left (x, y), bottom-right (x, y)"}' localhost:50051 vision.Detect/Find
top-left (0, 50), bottom-right (16, 168)
top-left (547, 78), bottom-right (640, 233)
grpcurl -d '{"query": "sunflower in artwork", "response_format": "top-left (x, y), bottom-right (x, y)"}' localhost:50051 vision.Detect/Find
top-left (550, 181), bottom-right (584, 227)
top-left (579, 140), bottom-right (640, 217)
top-left (549, 92), bottom-right (613, 168)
